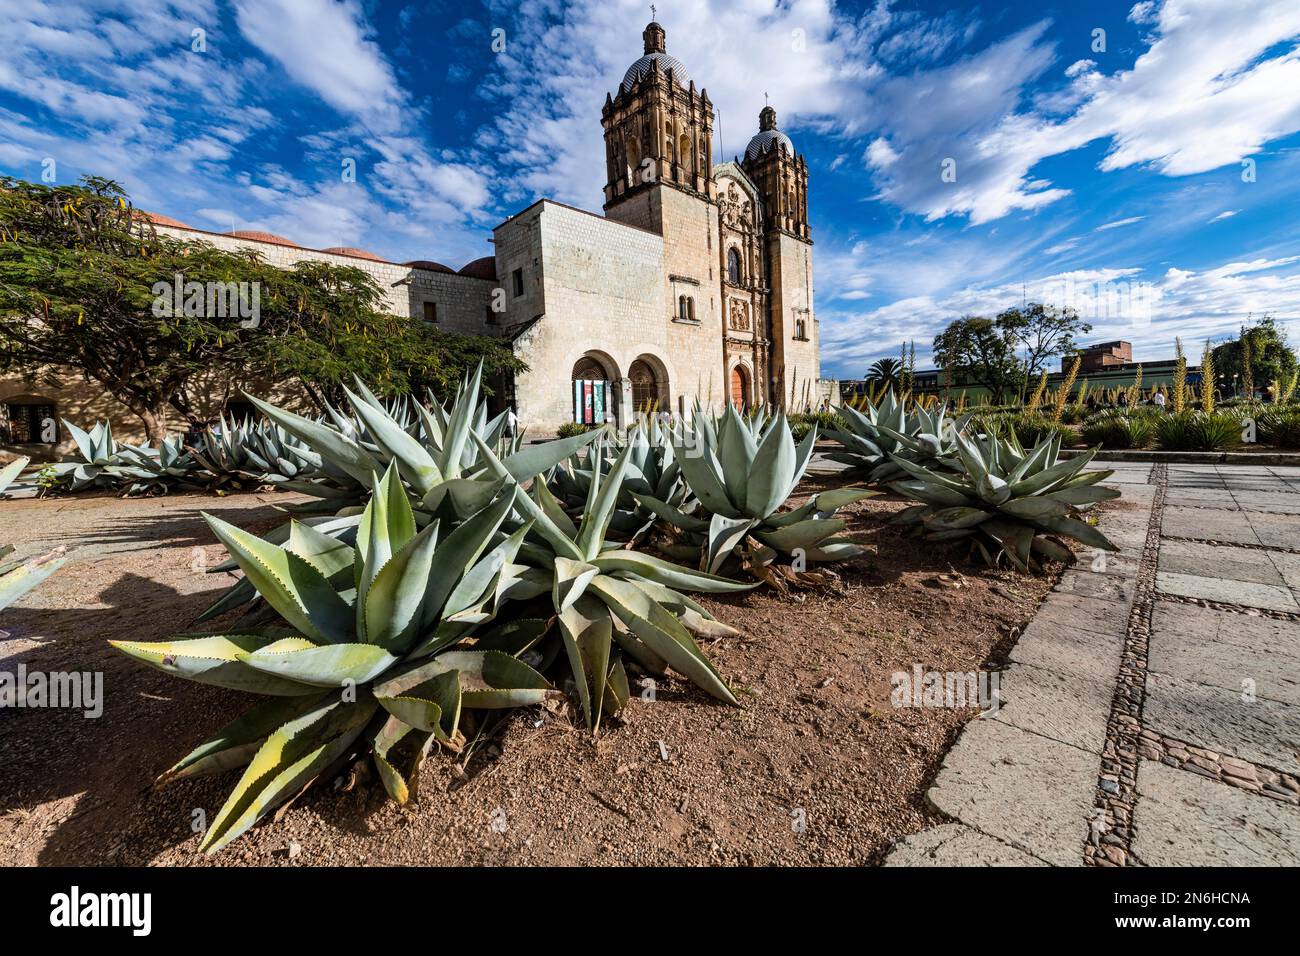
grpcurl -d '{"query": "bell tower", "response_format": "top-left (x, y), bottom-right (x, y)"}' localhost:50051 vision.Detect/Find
top-left (741, 105), bottom-right (809, 240)
top-left (601, 20), bottom-right (716, 210)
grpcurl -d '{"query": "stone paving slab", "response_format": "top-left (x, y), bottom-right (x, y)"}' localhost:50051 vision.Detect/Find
top-left (1008, 617), bottom-right (1126, 684)
top-left (1155, 570), bottom-right (1299, 612)
top-left (1245, 511), bottom-right (1300, 550)
top-left (1143, 672), bottom-right (1300, 775)
top-left (991, 662), bottom-right (1113, 754)
top-left (1164, 489), bottom-right (1238, 510)
top-left (1149, 602), bottom-right (1300, 707)
top-left (926, 718), bottom-right (1097, 867)
top-left (1270, 551), bottom-right (1300, 590)
top-left (1132, 759), bottom-right (1300, 866)
top-left (1034, 591), bottom-right (1134, 635)
top-left (1232, 491), bottom-right (1300, 514)
top-left (885, 823), bottom-right (1049, 866)
top-left (1162, 505), bottom-right (1262, 545)
top-left (1053, 568), bottom-right (1138, 604)
top-left (1157, 539), bottom-right (1285, 586)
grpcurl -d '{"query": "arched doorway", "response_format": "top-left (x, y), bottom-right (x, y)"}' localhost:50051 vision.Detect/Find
top-left (629, 359), bottom-right (659, 413)
top-left (572, 353), bottom-right (618, 426)
top-left (730, 365), bottom-right (750, 410)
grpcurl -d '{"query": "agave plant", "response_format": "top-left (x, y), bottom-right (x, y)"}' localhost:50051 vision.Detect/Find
top-left (0, 544), bottom-right (68, 609)
top-left (824, 389), bottom-right (970, 483)
top-left (548, 418), bottom-right (687, 543)
top-left (43, 420), bottom-right (132, 492)
top-left (0, 455), bottom-right (29, 497)
top-left (115, 436), bottom-right (206, 496)
top-left (634, 406), bottom-right (874, 587)
top-left (109, 463), bottom-right (563, 853)
top-left (889, 425), bottom-right (1119, 572)
top-left (475, 432), bottom-right (754, 731)
top-left (247, 363), bottom-right (593, 520)
top-left (187, 415), bottom-right (321, 490)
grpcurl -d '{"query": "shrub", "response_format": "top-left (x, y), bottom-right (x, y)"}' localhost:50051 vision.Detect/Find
top-left (1000, 413), bottom-right (1073, 447)
top-left (557, 421), bottom-right (599, 438)
top-left (790, 410), bottom-right (844, 443)
top-left (1257, 406), bottom-right (1300, 448)
top-left (1080, 410), bottom-right (1155, 449)
top-left (1156, 411), bottom-right (1241, 451)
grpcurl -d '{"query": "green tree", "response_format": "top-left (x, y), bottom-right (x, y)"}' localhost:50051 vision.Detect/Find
top-left (932, 315), bottom-right (1024, 404)
top-left (1210, 317), bottom-right (1295, 399)
top-left (866, 356), bottom-right (903, 389)
top-left (995, 302), bottom-right (1092, 393)
top-left (0, 176), bottom-right (522, 439)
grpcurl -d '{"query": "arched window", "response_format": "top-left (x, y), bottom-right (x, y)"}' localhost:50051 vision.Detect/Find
top-left (678, 133), bottom-right (691, 169)
top-left (727, 247), bottom-right (742, 285)
top-left (678, 295), bottom-right (688, 321)
top-left (626, 136), bottom-right (640, 185)
top-left (687, 297), bottom-right (696, 322)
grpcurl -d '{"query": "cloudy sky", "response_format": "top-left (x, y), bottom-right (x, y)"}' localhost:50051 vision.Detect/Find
top-left (2, 0), bottom-right (1298, 379)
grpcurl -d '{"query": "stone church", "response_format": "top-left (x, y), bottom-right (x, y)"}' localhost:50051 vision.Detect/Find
top-left (0, 19), bottom-right (822, 452)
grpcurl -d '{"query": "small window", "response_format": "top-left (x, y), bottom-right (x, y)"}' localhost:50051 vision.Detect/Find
top-left (423, 301), bottom-right (438, 323)
top-left (512, 268), bottom-right (524, 297)
top-left (688, 297), bottom-right (696, 322)
top-left (2, 402), bottom-right (58, 444)
top-left (727, 248), bottom-right (742, 285)
top-left (794, 318), bottom-right (807, 340)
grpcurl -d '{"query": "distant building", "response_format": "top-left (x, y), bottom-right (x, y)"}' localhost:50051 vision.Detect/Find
top-left (842, 340), bottom-right (1202, 404)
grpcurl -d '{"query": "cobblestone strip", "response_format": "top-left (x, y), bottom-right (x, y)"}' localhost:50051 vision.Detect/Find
top-left (1135, 730), bottom-right (1300, 804)
top-left (1154, 593), bottom-right (1300, 623)
top-left (1085, 463), bottom-right (1167, 868)
top-left (1162, 535), bottom-right (1300, 556)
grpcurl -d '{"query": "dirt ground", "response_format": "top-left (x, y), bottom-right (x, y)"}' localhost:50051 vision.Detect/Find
top-left (0, 478), bottom-right (1061, 866)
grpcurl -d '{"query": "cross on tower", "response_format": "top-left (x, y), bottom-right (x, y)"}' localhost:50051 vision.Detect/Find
top-left (651, 4), bottom-right (656, 19)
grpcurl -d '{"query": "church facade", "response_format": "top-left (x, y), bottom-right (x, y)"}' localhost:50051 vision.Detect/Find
top-left (501, 19), bottom-right (821, 430)
top-left (0, 20), bottom-right (822, 454)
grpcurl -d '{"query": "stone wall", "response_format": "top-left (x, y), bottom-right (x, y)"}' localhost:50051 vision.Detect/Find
top-left (500, 200), bottom-right (669, 432)
top-left (768, 231), bottom-right (820, 409)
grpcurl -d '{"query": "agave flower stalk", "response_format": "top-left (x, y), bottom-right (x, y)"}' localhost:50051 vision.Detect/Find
top-left (109, 462), bottom-right (563, 852)
top-left (889, 425), bottom-right (1119, 573)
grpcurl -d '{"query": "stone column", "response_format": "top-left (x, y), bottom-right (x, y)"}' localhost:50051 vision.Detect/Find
top-left (618, 377), bottom-right (633, 432)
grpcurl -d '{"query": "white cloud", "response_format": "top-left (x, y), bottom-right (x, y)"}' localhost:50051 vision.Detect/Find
top-left (819, 255), bottom-right (1300, 377)
top-left (1094, 216), bottom-right (1144, 231)
top-left (232, 0), bottom-right (407, 135)
top-left (1208, 209), bottom-right (1239, 223)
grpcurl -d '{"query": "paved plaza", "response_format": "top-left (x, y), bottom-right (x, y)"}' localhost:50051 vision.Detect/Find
top-left (887, 462), bottom-right (1300, 866)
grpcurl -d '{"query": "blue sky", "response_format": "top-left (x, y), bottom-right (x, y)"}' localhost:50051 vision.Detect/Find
top-left (2, 0), bottom-right (1299, 380)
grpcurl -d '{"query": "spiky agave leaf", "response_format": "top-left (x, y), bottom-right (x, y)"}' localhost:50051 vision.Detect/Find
top-left (470, 429), bottom-right (751, 731)
top-left (825, 388), bottom-right (971, 483)
top-left (637, 407), bottom-right (875, 576)
top-left (108, 460), bottom-right (563, 851)
top-left (888, 423), bottom-right (1120, 572)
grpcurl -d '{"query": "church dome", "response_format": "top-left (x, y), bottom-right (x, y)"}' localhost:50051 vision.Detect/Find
top-left (622, 53), bottom-right (691, 90)
top-left (744, 105), bottom-right (794, 161)
top-left (621, 20), bottom-right (691, 91)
